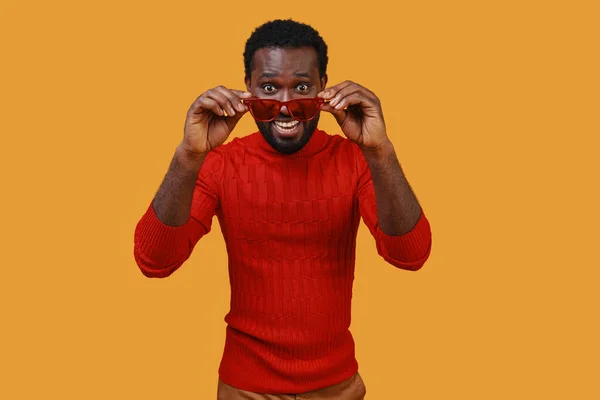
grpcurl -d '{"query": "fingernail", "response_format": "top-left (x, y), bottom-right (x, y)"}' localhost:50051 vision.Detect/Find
top-left (236, 103), bottom-right (244, 111)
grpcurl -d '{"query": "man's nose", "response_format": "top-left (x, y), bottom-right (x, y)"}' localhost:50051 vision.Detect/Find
top-left (278, 91), bottom-right (292, 116)
top-left (279, 104), bottom-right (291, 116)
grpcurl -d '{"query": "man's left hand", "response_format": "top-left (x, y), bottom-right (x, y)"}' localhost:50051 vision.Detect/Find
top-left (318, 81), bottom-right (390, 150)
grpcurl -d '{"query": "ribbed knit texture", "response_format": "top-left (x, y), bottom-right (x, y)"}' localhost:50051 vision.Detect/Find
top-left (133, 128), bottom-right (432, 394)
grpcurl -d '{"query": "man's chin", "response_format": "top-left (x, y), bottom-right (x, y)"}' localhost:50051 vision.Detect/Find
top-left (271, 123), bottom-right (303, 142)
top-left (269, 133), bottom-right (304, 154)
top-left (257, 118), bottom-right (318, 154)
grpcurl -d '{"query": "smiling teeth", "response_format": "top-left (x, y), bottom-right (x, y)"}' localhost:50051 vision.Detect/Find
top-left (274, 121), bottom-right (299, 128)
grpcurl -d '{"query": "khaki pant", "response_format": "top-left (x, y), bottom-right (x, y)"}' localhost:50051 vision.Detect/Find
top-left (217, 371), bottom-right (367, 399)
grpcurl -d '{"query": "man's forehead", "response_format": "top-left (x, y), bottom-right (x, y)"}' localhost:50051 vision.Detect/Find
top-left (252, 47), bottom-right (318, 74)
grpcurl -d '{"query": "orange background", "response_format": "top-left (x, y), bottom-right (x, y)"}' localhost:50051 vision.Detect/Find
top-left (1, 0), bottom-right (599, 398)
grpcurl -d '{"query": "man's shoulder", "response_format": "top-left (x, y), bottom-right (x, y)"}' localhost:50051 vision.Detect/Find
top-left (203, 133), bottom-right (255, 162)
top-left (326, 131), bottom-right (354, 145)
top-left (217, 131), bottom-right (259, 153)
top-left (321, 130), bottom-right (361, 155)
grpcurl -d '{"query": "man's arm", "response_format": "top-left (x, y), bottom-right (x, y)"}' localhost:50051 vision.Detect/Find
top-left (134, 86), bottom-right (249, 278)
top-left (153, 145), bottom-right (209, 226)
top-left (356, 142), bottom-right (432, 271)
top-left (316, 80), bottom-right (432, 270)
top-left (361, 140), bottom-right (422, 235)
top-left (133, 145), bottom-right (222, 278)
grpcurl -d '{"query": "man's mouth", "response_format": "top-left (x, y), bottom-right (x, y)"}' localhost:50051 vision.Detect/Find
top-left (272, 120), bottom-right (301, 137)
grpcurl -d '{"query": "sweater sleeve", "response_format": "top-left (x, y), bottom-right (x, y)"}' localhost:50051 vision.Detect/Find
top-left (133, 150), bottom-right (224, 278)
top-left (356, 146), bottom-right (432, 271)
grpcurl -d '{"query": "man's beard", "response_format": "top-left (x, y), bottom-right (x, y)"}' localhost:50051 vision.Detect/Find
top-left (256, 113), bottom-right (320, 154)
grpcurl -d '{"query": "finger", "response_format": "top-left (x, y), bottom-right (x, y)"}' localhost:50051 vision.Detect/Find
top-left (214, 86), bottom-right (250, 114)
top-left (204, 88), bottom-right (239, 117)
top-left (193, 96), bottom-right (224, 117)
top-left (224, 107), bottom-right (247, 131)
top-left (334, 93), bottom-right (378, 113)
top-left (317, 80), bottom-right (354, 100)
top-left (230, 89), bottom-right (253, 98)
top-left (320, 103), bottom-right (347, 125)
top-left (328, 86), bottom-right (363, 108)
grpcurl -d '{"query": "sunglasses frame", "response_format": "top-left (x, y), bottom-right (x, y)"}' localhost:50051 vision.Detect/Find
top-left (241, 97), bottom-right (327, 122)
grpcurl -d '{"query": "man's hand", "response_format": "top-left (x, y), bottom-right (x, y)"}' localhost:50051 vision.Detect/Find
top-left (181, 86), bottom-right (253, 156)
top-left (318, 81), bottom-right (390, 151)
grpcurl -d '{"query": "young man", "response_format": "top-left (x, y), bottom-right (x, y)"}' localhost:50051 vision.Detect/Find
top-left (134, 19), bottom-right (432, 399)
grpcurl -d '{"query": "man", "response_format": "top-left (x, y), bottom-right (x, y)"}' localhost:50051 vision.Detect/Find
top-left (134, 19), bottom-right (432, 399)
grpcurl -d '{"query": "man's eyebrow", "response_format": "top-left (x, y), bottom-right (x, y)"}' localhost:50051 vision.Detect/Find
top-left (257, 72), bottom-right (312, 79)
top-left (259, 72), bottom-right (278, 79)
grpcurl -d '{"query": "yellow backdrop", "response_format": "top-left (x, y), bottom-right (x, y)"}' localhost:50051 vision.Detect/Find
top-left (1, 0), bottom-right (599, 399)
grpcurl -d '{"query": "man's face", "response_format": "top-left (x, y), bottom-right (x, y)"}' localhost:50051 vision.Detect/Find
top-left (246, 47), bottom-right (327, 154)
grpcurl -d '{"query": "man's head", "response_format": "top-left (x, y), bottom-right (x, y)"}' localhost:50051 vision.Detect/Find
top-left (243, 19), bottom-right (328, 154)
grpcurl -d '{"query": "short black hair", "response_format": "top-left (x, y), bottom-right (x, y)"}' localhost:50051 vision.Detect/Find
top-left (243, 19), bottom-right (328, 80)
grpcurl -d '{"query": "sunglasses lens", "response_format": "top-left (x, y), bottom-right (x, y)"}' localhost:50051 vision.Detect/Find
top-left (287, 99), bottom-right (320, 121)
top-left (246, 98), bottom-right (322, 121)
top-left (249, 99), bottom-right (280, 121)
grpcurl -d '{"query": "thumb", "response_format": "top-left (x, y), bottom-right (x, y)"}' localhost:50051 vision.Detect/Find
top-left (224, 105), bottom-right (249, 131)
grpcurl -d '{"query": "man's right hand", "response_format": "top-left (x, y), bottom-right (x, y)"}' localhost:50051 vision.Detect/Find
top-left (181, 86), bottom-right (252, 156)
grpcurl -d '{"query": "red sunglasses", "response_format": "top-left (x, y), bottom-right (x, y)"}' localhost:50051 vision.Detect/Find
top-left (241, 97), bottom-right (326, 122)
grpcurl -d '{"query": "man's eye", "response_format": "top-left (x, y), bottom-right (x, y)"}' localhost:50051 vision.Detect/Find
top-left (297, 83), bottom-right (309, 91)
top-left (263, 84), bottom-right (276, 92)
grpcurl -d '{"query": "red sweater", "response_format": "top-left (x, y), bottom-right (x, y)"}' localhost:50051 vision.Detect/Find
top-left (133, 128), bottom-right (432, 394)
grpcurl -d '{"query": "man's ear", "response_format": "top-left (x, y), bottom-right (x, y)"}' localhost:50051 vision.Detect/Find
top-left (245, 77), bottom-right (251, 92)
top-left (320, 74), bottom-right (328, 91)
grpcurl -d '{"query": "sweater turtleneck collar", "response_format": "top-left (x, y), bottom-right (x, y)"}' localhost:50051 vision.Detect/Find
top-left (248, 127), bottom-right (329, 158)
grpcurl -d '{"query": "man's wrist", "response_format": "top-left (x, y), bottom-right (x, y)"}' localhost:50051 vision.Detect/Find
top-left (175, 144), bottom-right (208, 169)
top-left (360, 139), bottom-right (395, 164)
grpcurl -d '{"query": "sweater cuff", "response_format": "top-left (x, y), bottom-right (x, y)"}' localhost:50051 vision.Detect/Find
top-left (375, 209), bottom-right (432, 265)
top-left (134, 203), bottom-right (197, 274)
